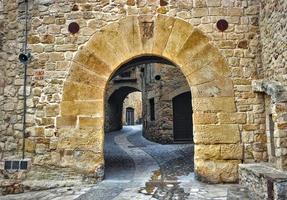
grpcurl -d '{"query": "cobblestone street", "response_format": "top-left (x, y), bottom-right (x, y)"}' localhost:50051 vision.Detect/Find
top-left (1, 125), bottom-right (244, 200)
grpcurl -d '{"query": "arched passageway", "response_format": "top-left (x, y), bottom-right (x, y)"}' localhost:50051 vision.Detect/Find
top-left (58, 15), bottom-right (239, 183)
top-left (105, 86), bottom-right (140, 132)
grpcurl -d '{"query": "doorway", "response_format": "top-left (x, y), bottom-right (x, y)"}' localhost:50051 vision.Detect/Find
top-left (172, 92), bottom-right (193, 142)
top-left (126, 107), bottom-right (135, 125)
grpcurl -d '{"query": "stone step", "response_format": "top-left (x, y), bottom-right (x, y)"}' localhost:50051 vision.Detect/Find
top-left (227, 185), bottom-right (250, 200)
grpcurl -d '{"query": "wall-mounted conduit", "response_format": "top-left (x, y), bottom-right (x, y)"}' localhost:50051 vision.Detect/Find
top-left (22, 0), bottom-right (29, 159)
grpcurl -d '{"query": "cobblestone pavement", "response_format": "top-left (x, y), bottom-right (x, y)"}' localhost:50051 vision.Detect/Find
top-left (1, 125), bottom-right (240, 200)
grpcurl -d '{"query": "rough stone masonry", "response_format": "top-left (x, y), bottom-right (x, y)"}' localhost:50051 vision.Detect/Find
top-left (0, 0), bottom-right (286, 197)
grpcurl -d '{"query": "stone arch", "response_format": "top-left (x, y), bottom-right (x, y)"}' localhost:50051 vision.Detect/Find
top-left (105, 86), bottom-right (140, 132)
top-left (58, 15), bottom-right (240, 183)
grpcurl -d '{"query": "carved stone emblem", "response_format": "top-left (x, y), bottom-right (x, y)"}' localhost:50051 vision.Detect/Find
top-left (141, 21), bottom-right (154, 39)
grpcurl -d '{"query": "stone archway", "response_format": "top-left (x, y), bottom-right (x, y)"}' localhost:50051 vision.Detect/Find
top-left (105, 86), bottom-right (140, 132)
top-left (57, 15), bottom-right (240, 183)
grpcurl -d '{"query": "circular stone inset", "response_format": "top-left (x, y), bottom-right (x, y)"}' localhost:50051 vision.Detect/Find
top-left (216, 19), bottom-right (228, 32)
top-left (68, 22), bottom-right (80, 34)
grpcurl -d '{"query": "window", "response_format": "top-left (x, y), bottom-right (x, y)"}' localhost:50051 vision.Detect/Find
top-left (119, 71), bottom-right (131, 78)
top-left (269, 114), bottom-right (275, 157)
top-left (149, 98), bottom-right (155, 121)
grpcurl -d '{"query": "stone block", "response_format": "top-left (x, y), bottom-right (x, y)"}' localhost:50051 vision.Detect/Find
top-left (79, 117), bottom-right (103, 129)
top-left (55, 44), bottom-right (77, 52)
top-left (218, 113), bottom-right (247, 124)
top-left (227, 8), bottom-right (242, 16)
top-left (56, 116), bottom-right (77, 128)
top-left (68, 62), bottom-right (107, 88)
top-left (57, 128), bottom-right (103, 151)
top-left (138, 15), bottom-right (155, 52)
top-left (25, 139), bottom-right (36, 153)
top-left (192, 78), bottom-right (234, 98)
top-left (221, 144), bottom-right (243, 160)
top-left (193, 97), bottom-right (236, 112)
top-left (243, 124), bottom-right (259, 131)
top-left (187, 66), bottom-right (221, 86)
top-left (41, 34), bottom-right (55, 44)
top-left (48, 52), bottom-right (64, 62)
top-left (163, 18), bottom-right (194, 59)
top-left (152, 15), bottom-right (176, 55)
top-left (32, 127), bottom-right (45, 137)
top-left (195, 159), bottom-right (240, 183)
top-left (73, 49), bottom-right (112, 78)
top-left (61, 101), bottom-right (103, 116)
top-left (194, 124), bottom-right (240, 144)
top-left (45, 104), bottom-right (59, 117)
top-left (192, 8), bottom-right (208, 17)
top-left (193, 113), bottom-right (218, 124)
top-left (62, 81), bottom-right (104, 101)
top-left (209, 7), bottom-right (226, 16)
top-left (116, 16), bottom-right (142, 58)
top-left (195, 145), bottom-right (221, 160)
top-left (177, 29), bottom-right (209, 62)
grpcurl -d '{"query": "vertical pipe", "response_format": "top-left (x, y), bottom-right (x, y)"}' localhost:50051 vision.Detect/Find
top-left (22, 0), bottom-right (29, 159)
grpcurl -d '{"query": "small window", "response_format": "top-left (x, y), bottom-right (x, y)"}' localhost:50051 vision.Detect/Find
top-left (149, 98), bottom-right (155, 121)
top-left (119, 71), bottom-right (131, 78)
top-left (269, 114), bottom-right (275, 157)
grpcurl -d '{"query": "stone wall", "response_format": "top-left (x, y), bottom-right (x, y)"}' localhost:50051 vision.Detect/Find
top-left (122, 92), bottom-right (142, 125)
top-left (259, 0), bottom-right (287, 85)
top-left (254, 0), bottom-right (287, 171)
top-left (0, 0), bottom-right (269, 188)
top-left (142, 63), bottom-right (190, 143)
top-left (104, 67), bottom-right (141, 132)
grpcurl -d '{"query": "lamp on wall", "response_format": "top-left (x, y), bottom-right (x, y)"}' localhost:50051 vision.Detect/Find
top-left (19, 53), bottom-right (31, 63)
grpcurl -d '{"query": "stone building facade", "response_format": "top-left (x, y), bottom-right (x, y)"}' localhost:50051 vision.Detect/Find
top-left (0, 0), bottom-right (286, 197)
top-left (122, 92), bottom-right (142, 125)
top-left (104, 67), bottom-right (142, 132)
top-left (141, 63), bottom-right (191, 144)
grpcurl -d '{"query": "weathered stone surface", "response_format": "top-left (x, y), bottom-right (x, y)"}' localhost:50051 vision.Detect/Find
top-left (163, 19), bottom-right (194, 60)
top-left (193, 113), bottom-right (218, 124)
top-left (195, 145), bottom-right (221, 160)
top-left (57, 129), bottom-right (102, 150)
top-left (196, 160), bottom-right (240, 183)
top-left (191, 77), bottom-right (234, 98)
top-left (45, 104), bottom-right (59, 117)
top-left (192, 97), bottom-right (236, 112)
top-left (218, 113), bottom-right (247, 124)
top-left (25, 139), bottom-right (36, 153)
top-left (61, 101), bottom-right (103, 116)
top-left (221, 144), bottom-right (243, 160)
top-left (62, 81), bottom-right (104, 101)
top-left (79, 117), bottom-right (103, 129)
top-left (1, 0), bottom-right (282, 189)
top-left (56, 116), bottom-right (77, 128)
top-left (68, 62), bottom-right (107, 88)
top-left (152, 15), bottom-right (175, 55)
top-left (194, 124), bottom-right (240, 144)
top-left (73, 49), bottom-right (112, 78)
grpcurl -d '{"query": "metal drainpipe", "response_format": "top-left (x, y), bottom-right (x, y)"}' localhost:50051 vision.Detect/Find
top-left (22, 0), bottom-right (29, 160)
